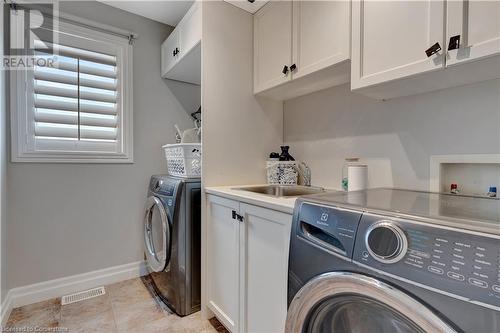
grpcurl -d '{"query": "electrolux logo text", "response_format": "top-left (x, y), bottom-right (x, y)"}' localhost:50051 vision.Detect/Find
top-left (314, 213), bottom-right (330, 227)
top-left (2, 1), bottom-right (59, 70)
top-left (320, 212), bottom-right (329, 222)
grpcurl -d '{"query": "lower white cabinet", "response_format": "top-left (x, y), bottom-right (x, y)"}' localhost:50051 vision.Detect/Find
top-left (206, 194), bottom-right (292, 333)
top-left (240, 202), bottom-right (291, 333)
top-left (206, 195), bottom-right (240, 332)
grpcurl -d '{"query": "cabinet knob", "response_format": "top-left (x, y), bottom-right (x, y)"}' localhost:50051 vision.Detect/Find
top-left (290, 64), bottom-right (297, 72)
top-left (282, 65), bottom-right (289, 75)
top-left (448, 35), bottom-right (460, 51)
top-left (425, 42), bottom-right (441, 57)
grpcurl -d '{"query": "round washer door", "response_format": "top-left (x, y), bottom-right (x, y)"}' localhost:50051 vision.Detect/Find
top-left (144, 196), bottom-right (171, 272)
top-left (286, 272), bottom-right (457, 333)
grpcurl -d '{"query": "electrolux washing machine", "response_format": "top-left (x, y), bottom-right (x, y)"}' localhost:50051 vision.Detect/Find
top-left (144, 175), bottom-right (201, 316)
top-left (287, 188), bottom-right (500, 333)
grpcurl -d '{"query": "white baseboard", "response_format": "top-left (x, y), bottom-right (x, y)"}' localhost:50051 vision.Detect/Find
top-left (1, 289), bottom-right (13, 327)
top-left (1, 260), bottom-right (147, 324)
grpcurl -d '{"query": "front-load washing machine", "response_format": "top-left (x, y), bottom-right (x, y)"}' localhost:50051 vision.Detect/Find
top-left (287, 188), bottom-right (500, 333)
top-left (144, 175), bottom-right (201, 316)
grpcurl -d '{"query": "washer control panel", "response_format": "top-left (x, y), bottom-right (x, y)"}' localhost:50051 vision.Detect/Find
top-left (354, 213), bottom-right (500, 309)
top-left (150, 177), bottom-right (176, 196)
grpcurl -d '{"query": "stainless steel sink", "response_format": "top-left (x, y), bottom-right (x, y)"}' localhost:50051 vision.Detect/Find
top-left (233, 185), bottom-right (325, 198)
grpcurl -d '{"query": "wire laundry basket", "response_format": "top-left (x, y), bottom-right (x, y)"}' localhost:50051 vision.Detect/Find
top-left (163, 143), bottom-right (201, 178)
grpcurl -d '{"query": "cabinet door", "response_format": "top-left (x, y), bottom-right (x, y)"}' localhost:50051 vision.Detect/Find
top-left (179, 1), bottom-right (201, 59)
top-left (292, 0), bottom-right (350, 80)
top-left (351, 0), bottom-right (445, 90)
top-left (254, 1), bottom-right (293, 93)
top-left (447, 0), bottom-right (500, 66)
top-left (161, 28), bottom-right (179, 77)
top-left (206, 195), bottom-right (241, 332)
top-left (239, 203), bottom-right (292, 333)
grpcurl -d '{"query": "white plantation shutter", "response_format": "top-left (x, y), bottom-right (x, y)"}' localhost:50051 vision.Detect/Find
top-left (11, 17), bottom-right (133, 162)
top-left (33, 44), bottom-right (119, 141)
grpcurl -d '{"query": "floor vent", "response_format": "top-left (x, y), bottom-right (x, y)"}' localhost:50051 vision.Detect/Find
top-left (61, 286), bottom-right (106, 305)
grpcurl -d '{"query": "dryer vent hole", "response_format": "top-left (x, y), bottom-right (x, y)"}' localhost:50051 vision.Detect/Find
top-left (61, 286), bottom-right (106, 305)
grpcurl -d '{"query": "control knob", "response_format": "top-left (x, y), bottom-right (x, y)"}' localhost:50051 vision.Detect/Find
top-left (365, 221), bottom-right (408, 264)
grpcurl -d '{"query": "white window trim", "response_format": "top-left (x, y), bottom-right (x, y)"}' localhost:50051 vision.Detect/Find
top-left (10, 15), bottom-right (134, 163)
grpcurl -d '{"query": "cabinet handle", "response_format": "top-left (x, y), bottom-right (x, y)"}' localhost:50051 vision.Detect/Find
top-left (282, 65), bottom-right (289, 75)
top-left (425, 42), bottom-right (441, 57)
top-left (290, 64), bottom-right (297, 72)
top-left (231, 210), bottom-right (244, 222)
top-left (448, 35), bottom-right (460, 51)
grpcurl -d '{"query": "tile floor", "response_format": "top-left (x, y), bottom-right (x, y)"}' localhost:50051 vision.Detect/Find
top-left (6, 278), bottom-right (228, 333)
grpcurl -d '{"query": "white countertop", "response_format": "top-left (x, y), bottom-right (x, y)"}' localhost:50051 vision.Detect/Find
top-left (205, 185), bottom-right (298, 214)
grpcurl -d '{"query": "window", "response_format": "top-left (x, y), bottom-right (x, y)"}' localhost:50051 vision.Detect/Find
top-left (11, 15), bottom-right (133, 163)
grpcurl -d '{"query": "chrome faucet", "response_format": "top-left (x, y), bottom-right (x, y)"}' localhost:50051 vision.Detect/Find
top-left (298, 162), bottom-right (311, 186)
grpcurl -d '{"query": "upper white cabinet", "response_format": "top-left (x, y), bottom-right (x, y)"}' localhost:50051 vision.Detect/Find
top-left (161, 1), bottom-right (201, 85)
top-left (254, 0), bottom-right (351, 100)
top-left (179, 2), bottom-right (202, 59)
top-left (254, 1), bottom-right (293, 93)
top-left (224, 0), bottom-right (269, 14)
top-left (206, 194), bottom-right (292, 333)
top-left (161, 28), bottom-right (179, 75)
top-left (446, 0), bottom-right (500, 66)
top-left (352, 0), bottom-right (500, 99)
top-left (292, 0), bottom-right (350, 80)
top-left (351, 0), bottom-right (445, 90)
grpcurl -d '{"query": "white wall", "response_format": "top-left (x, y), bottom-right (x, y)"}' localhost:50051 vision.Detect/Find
top-left (284, 80), bottom-right (500, 190)
top-left (6, 1), bottom-right (196, 288)
top-left (200, 0), bottom-right (283, 319)
top-left (201, 0), bottom-right (283, 187)
top-left (1, 0), bottom-right (8, 306)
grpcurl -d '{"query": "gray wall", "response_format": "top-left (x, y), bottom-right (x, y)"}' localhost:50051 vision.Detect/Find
top-left (284, 79), bottom-right (500, 190)
top-left (6, 1), bottom-right (197, 288)
top-left (1, 2), bottom-right (8, 304)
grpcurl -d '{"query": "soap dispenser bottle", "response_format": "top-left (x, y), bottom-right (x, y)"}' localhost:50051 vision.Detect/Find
top-left (279, 146), bottom-right (295, 161)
